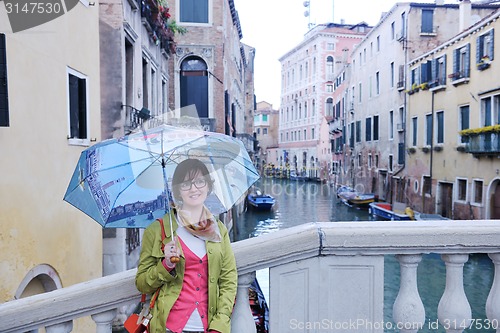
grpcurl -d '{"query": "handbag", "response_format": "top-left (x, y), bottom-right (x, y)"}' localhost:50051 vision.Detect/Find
top-left (125, 218), bottom-right (167, 333)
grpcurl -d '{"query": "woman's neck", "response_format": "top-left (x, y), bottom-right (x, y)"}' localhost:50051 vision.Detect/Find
top-left (180, 205), bottom-right (204, 224)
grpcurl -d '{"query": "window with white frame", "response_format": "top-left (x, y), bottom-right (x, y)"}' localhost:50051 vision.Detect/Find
top-left (472, 179), bottom-right (483, 205)
top-left (480, 94), bottom-right (500, 127)
top-left (456, 178), bottom-right (467, 202)
top-left (452, 44), bottom-right (470, 79)
top-left (412, 117), bottom-right (418, 146)
top-left (459, 105), bottom-right (470, 144)
top-left (476, 29), bottom-right (494, 63)
top-left (426, 114), bottom-right (432, 146)
top-left (67, 68), bottom-right (88, 142)
top-left (180, 0), bottom-right (209, 24)
top-left (436, 111), bottom-right (444, 144)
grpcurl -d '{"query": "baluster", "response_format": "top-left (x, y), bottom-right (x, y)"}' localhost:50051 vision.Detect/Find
top-left (91, 309), bottom-right (117, 333)
top-left (231, 271), bottom-right (257, 333)
top-left (393, 254), bottom-right (425, 333)
top-left (486, 253), bottom-right (500, 333)
top-left (45, 321), bottom-right (73, 333)
top-left (438, 254), bottom-right (471, 333)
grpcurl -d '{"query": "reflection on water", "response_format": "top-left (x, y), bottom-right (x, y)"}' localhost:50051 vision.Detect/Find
top-left (234, 178), bottom-right (495, 333)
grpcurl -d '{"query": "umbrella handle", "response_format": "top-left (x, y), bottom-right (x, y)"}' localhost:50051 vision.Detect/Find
top-left (168, 212), bottom-right (180, 263)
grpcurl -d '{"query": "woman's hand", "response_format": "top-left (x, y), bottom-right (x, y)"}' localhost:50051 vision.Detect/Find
top-left (163, 240), bottom-right (180, 268)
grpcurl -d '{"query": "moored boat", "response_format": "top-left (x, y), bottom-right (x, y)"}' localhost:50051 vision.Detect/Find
top-left (247, 190), bottom-right (276, 211)
top-left (368, 202), bottom-right (414, 221)
top-left (337, 185), bottom-right (375, 208)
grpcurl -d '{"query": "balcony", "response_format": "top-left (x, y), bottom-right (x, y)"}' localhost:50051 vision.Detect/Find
top-left (448, 70), bottom-right (470, 86)
top-left (140, 0), bottom-right (175, 54)
top-left (463, 132), bottom-right (500, 156)
top-left (1, 221), bottom-right (500, 333)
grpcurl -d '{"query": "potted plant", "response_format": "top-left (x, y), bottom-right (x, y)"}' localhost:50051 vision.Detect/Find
top-left (477, 55), bottom-right (491, 70)
top-left (421, 147), bottom-right (430, 153)
top-left (407, 147), bottom-right (416, 154)
top-left (433, 146), bottom-right (443, 152)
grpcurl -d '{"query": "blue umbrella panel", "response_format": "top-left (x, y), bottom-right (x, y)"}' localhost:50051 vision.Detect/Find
top-left (63, 125), bottom-right (260, 228)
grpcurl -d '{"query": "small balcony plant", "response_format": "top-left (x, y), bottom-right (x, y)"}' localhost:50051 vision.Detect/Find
top-left (477, 55), bottom-right (491, 71)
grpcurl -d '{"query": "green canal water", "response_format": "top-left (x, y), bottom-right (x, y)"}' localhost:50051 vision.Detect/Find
top-left (234, 178), bottom-right (495, 333)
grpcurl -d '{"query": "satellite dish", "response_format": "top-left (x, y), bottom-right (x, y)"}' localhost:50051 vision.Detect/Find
top-left (303, 1), bottom-right (310, 7)
top-left (304, 10), bottom-right (310, 17)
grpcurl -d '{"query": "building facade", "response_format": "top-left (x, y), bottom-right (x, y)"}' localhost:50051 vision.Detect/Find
top-left (166, 0), bottom-right (253, 138)
top-left (0, 2), bottom-right (102, 332)
top-left (341, 1), bottom-right (499, 202)
top-left (407, 8), bottom-right (500, 219)
top-left (254, 101), bottom-right (279, 171)
top-left (279, 22), bottom-right (369, 180)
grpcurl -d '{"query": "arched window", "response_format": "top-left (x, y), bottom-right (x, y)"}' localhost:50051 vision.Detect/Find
top-left (326, 56), bottom-right (334, 75)
top-left (326, 98), bottom-right (333, 117)
top-left (180, 56), bottom-right (209, 118)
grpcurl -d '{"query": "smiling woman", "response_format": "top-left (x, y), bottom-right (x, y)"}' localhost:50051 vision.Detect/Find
top-left (135, 158), bottom-right (238, 333)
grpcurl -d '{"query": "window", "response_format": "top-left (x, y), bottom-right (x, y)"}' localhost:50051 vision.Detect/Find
top-left (426, 114), bottom-right (432, 146)
top-left (390, 62), bottom-right (395, 88)
top-left (376, 71), bottom-right (380, 95)
top-left (376, 36), bottom-right (380, 52)
top-left (391, 22), bottom-right (395, 40)
top-left (180, 0), bottom-right (209, 23)
top-left (423, 176), bottom-right (432, 195)
top-left (366, 117), bottom-right (372, 141)
top-left (373, 115), bottom-right (379, 140)
top-left (358, 154), bottom-right (362, 168)
top-left (326, 84), bottom-right (333, 92)
top-left (389, 111), bottom-right (394, 140)
top-left (68, 69), bottom-right (88, 141)
top-left (0, 33), bottom-right (9, 127)
top-left (436, 111), bottom-right (444, 144)
top-left (326, 98), bottom-right (333, 117)
top-left (459, 105), bottom-right (469, 144)
top-left (433, 55), bottom-right (447, 86)
top-left (359, 82), bottom-right (362, 103)
top-left (452, 44), bottom-right (470, 79)
top-left (480, 94), bottom-right (500, 127)
top-left (476, 29), bottom-right (495, 63)
top-left (349, 122), bottom-right (355, 147)
top-left (327, 43), bottom-right (335, 50)
top-left (389, 155), bottom-right (393, 172)
top-left (326, 56), bottom-right (334, 75)
top-left (262, 114), bottom-right (268, 122)
top-left (180, 56), bottom-right (209, 118)
top-left (412, 117), bottom-right (418, 146)
top-left (356, 121), bottom-right (361, 143)
top-left (421, 9), bottom-right (434, 34)
top-left (472, 179), bottom-right (483, 205)
top-left (456, 178), bottom-right (467, 202)
top-left (411, 67), bottom-right (420, 86)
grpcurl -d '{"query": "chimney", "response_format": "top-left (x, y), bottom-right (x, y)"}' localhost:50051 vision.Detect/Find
top-left (459, 0), bottom-right (472, 31)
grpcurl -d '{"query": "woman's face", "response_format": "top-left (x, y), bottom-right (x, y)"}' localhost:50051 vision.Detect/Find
top-left (178, 170), bottom-right (209, 210)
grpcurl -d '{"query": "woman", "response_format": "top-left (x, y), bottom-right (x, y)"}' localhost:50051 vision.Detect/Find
top-left (136, 159), bottom-right (238, 333)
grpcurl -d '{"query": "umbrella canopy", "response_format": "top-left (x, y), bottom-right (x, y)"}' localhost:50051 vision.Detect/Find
top-left (64, 124), bottom-right (260, 228)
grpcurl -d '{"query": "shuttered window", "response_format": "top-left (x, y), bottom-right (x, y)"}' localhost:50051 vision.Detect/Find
top-left (0, 33), bottom-right (8, 127)
top-left (476, 29), bottom-right (495, 62)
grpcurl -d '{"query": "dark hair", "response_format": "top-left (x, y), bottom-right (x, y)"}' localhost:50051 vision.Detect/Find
top-left (172, 159), bottom-right (213, 200)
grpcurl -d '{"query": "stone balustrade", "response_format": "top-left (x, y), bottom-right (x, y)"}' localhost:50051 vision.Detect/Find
top-left (1, 220), bottom-right (500, 333)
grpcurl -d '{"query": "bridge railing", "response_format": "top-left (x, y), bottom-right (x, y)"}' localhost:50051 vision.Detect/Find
top-left (1, 220), bottom-right (500, 333)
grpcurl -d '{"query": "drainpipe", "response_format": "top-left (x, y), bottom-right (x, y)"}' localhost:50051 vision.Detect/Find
top-left (430, 91), bottom-right (434, 197)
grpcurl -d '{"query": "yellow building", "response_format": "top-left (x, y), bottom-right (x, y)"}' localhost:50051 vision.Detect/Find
top-left (0, 2), bottom-right (102, 331)
top-left (406, 9), bottom-right (500, 219)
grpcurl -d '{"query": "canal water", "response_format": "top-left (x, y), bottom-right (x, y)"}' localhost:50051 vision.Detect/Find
top-left (234, 178), bottom-right (495, 333)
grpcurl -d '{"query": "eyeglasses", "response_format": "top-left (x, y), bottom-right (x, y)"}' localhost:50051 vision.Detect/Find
top-left (179, 178), bottom-right (208, 191)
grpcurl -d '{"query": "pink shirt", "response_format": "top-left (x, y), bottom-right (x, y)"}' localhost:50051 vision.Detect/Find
top-left (165, 237), bottom-right (209, 332)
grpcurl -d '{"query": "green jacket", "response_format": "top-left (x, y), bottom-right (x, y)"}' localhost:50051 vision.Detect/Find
top-left (135, 213), bottom-right (238, 333)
